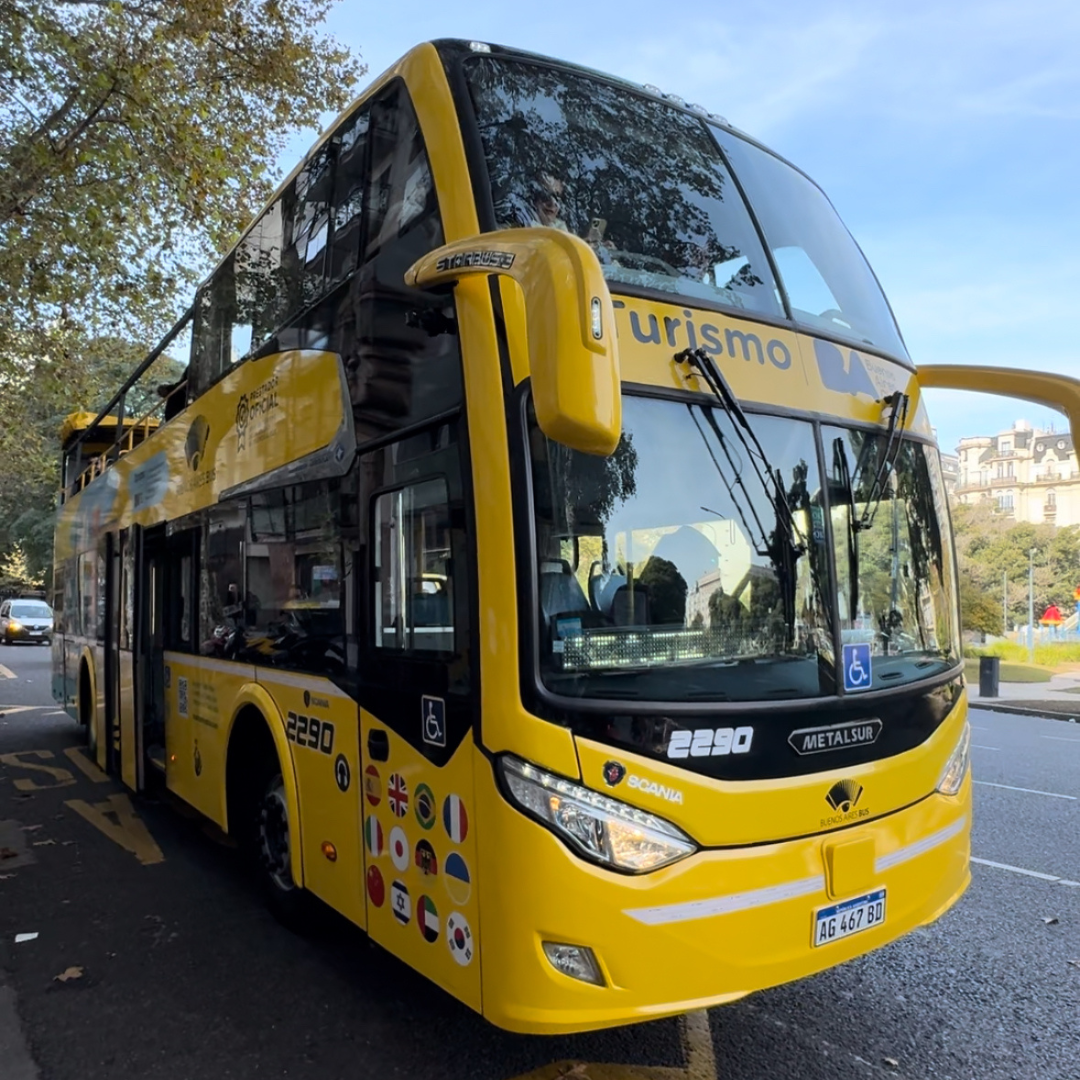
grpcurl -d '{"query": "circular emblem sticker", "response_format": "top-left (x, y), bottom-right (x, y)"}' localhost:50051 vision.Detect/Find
top-left (366, 865), bottom-right (385, 907)
top-left (335, 753), bottom-right (351, 793)
top-left (363, 815), bottom-right (384, 857)
top-left (364, 765), bottom-right (382, 807)
top-left (414, 839), bottom-right (438, 878)
top-left (388, 773), bottom-right (409, 818)
top-left (417, 895), bottom-right (439, 943)
top-left (444, 851), bottom-right (471, 906)
top-left (446, 911), bottom-right (474, 966)
top-left (414, 783), bottom-right (436, 830)
top-left (442, 794), bottom-right (468, 844)
top-left (389, 826), bottom-right (410, 872)
top-left (391, 879), bottom-right (410, 925)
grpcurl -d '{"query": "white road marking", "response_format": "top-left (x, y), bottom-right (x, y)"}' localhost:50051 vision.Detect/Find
top-left (1041, 735), bottom-right (1080, 743)
top-left (974, 780), bottom-right (1076, 800)
top-left (0, 665), bottom-right (16, 680)
top-left (972, 744), bottom-right (1000, 750)
top-left (972, 857), bottom-right (1079, 886)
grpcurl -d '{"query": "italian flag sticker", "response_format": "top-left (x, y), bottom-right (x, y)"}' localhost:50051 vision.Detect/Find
top-left (417, 894), bottom-right (439, 943)
top-left (442, 794), bottom-right (469, 844)
top-left (364, 815), bottom-right (383, 857)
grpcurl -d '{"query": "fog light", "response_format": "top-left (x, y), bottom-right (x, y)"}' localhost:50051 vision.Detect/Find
top-left (542, 942), bottom-right (605, 986)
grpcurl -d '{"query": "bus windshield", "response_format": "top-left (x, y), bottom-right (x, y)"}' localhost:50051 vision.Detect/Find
top-left (528, 397), bottom-right (959, 703)
top-left (528, 395), bottom-right (836, 702)
top-left (464, 55), bottom-right (907, 356)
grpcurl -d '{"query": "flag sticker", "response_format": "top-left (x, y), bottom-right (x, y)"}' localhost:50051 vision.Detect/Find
top-left (418, 895), bottom-right (440, 943)
top-left (442, 794), bottom-right (469, 844)
top-left (444, 851), bottom-right (471, 906)
top-left (391, 879), bottom-right (410, 925)
top-left (447, 911), bottom-right (474, 966)
top-left (415, 839), bottom-right (438, 878)
top-left (388, 773), bottom-right (409, 818)
top-left (389, 826), bottom-right (410, 872)
top-left (414, 783), bottom-right (436, 830)
top-left (367, 865), bottom-right (385, 908)
top-left (364, 765), bottom-right (382, 807)
top-left (364, 815), bottom-right (384, 857)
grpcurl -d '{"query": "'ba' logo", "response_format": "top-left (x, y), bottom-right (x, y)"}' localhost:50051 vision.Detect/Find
top-left (825, 779), bottom-right (864, 813)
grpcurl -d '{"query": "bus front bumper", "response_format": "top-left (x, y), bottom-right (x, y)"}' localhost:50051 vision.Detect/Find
top-left (477, 775), bottom-right (970, 1034)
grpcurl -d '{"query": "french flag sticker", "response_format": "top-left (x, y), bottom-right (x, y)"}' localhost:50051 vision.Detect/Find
top-left (442, 794), bottom-right (469, 844)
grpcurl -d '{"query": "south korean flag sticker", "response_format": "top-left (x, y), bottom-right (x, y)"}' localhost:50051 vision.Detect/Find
top-left (446, 911), bottom-right (474, 966)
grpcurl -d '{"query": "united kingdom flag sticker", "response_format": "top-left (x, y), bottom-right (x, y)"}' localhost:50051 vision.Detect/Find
top-left (442, 793), bottom-right (468, 844)
top-left (388, 773), bottom-right (409, 818)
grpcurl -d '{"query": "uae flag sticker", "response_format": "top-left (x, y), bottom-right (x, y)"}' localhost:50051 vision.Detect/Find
top-left (388, 773), bottom-right (409, 818)
top-left (389, 826), bottom-right (410, 872)
top-left (391, 879), bottom-right (411, 925)
top-left (364, 815), bottom-right (384, 857)
top-left (364, 765), bottom-right (382, 807)
top-left (417, 895), bottom-right (440, 943)
top-left (447, 911), bottom-right (474, 966)
top-left (442, 794), bottom-right (469, 843)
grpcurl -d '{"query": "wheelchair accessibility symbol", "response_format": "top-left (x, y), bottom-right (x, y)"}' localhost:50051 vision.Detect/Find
top-left (842, 643), bottom-right (873, 692)
top-left (421, 695), bottom-right (446, 748)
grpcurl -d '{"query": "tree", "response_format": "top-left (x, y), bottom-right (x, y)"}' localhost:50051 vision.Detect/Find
top-left (1, 0), bottom-right (363, 341)
top-left (0, 543), bottom-right (43, 596)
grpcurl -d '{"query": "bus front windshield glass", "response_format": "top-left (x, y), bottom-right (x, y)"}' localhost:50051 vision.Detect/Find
top-left (464, 56), bottom-right (907, 353)
top-left (528, 395), bottom-right (836, 702)
top-left (826, 427), bottom-right (960, 689)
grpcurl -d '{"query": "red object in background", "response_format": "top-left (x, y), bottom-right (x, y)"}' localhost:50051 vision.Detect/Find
top-left (1040, 604), bottom-right (1063, 625)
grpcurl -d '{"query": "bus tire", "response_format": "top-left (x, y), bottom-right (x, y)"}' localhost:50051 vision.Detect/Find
top-left (79, 661), bottom-right (97, 758)
top-left (251, 754), bottom-right (309, 932)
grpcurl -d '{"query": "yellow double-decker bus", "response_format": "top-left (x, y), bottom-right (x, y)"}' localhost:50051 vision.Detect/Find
top-left (52, 40), bottom-right (1080, 1035)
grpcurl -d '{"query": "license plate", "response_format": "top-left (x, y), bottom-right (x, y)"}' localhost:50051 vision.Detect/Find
top-left (813, 888), bottom-right (886, 947)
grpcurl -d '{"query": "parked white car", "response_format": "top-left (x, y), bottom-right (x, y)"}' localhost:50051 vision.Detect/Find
top-left (0, 599), bottom-right (53, 644)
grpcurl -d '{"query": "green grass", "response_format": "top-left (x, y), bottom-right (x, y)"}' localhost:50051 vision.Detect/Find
top-left (963, 657), bottom-right (1054, 683)
top-left (967, 639), bottom-right (1080, 667)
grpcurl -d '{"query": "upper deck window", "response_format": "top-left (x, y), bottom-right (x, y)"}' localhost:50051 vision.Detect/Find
top-left (463, 58), bottom-right (783, 318)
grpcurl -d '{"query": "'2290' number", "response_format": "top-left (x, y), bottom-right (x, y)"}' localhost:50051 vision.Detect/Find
top-left (286, 712), bottom-right (335, 755)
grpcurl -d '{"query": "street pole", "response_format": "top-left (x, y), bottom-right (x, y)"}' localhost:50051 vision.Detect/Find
top-left (1028, 547), bottom-right (1036, 663)
top-left (1003, 569), bottom-right (1007, 637)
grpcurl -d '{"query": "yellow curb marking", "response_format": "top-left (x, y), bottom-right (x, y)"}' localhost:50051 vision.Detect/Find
top-left (65, 793), bottom-right (164, 865)
top-left (62, 746), bottom-right (111, 784)
top-left (0, 750), bottom-right (77, 790)
top-left (508, 1010), bottom-right (718, 1080)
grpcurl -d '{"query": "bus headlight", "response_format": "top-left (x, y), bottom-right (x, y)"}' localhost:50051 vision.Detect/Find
top-left (497, 754), bottom-right (696, 872)
top-left (936, 723), bottom-right (970, 796)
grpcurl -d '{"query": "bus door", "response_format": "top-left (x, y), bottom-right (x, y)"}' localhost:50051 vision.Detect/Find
top-left (117, 525), bottom-right (143, 790)
top-left (133, 524), bottom-right (169, 784)
top-left (101, 530), bottom-right (122, 777)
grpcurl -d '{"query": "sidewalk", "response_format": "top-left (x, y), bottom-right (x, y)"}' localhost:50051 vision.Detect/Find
top-left (968, 670), bottom-right (1080, 720)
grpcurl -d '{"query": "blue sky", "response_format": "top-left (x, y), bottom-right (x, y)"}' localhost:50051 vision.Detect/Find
top-left (285, 0), bottom-right (1080, 456)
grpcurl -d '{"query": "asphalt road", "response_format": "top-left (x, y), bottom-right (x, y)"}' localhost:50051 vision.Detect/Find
top-left (1, 646), bottom-right (1077, 1080)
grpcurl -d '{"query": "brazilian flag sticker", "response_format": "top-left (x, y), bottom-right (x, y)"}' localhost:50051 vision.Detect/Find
top-left (418, 894), bottom-right (440, 943)
top-left (415, 782), bottom-right (436, 831)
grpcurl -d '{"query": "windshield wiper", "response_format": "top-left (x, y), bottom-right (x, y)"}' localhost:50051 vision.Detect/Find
top-left (832, 437), bottom-right (860, 622)
top-left (675, 347), bottom-right (806, 646)
top-left (853, 391), bottom-right (909, 531)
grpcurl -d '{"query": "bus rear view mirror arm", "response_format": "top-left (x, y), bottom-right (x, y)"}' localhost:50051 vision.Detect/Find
top-left (405, 227), bottom-right (622, 456)
top-left (917, 365), bottom-right (1080, 448)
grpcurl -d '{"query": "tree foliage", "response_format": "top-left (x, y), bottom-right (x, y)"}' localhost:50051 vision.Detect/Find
top-left (1, 0), bottom-right (362, 340)
top-left (950, 501), bottom-right (1080, 633)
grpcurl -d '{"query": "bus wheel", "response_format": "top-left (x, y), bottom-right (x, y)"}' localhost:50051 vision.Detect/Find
top-left (79, 663), bottom-right (97, 758)
top-left (254, 767), bottom-right (308, 930)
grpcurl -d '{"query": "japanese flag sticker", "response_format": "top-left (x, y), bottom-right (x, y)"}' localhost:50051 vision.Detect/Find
top-left (389, 826), bottom-right (410, 872)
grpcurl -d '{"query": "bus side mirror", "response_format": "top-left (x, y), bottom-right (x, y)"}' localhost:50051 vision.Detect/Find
top-left (406, 227), bottom-right (622, 456)
top-left (917, 365), bottom-right (1080, 447)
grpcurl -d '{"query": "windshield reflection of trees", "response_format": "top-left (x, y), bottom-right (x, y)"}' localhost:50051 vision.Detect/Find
top-left (465, 58), bottom-right (777, 312)
top-left (530, 399), bottom-right (832, 701)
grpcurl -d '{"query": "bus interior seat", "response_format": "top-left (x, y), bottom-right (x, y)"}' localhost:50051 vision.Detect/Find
top-left (539, 559), bottom-right (591, 624)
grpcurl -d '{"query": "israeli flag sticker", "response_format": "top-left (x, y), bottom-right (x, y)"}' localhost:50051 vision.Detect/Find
top-left (842, 643), bottom-right (873, 692)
